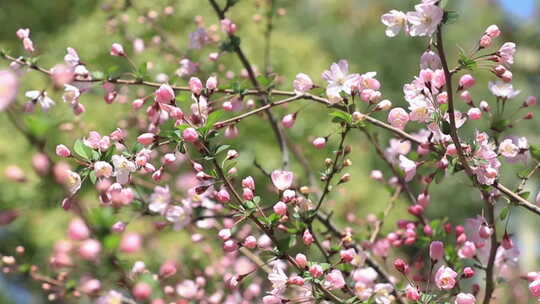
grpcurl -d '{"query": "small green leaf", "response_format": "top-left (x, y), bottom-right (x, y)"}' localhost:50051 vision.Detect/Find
top-left (499, 206), bottom-right (510, 221)
top-left (73, 139), bottom-right (94, 160)
top-left (443, 11), bottom-right (459, 25)
top-left (329, 111), bottom-right (352, 124)
top-left (530, 145), bottom-right (540, 163)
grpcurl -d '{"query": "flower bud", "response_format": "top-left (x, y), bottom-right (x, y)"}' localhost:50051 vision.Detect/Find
top-left (429, 241), bottom-right (444, 261)
top-left (56, 144), bottom-right (71, 157)
top-left (110, 43), bottom-right (125, 56)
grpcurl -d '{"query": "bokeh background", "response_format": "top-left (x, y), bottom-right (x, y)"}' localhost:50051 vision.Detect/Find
top-left (0, 0), bottom-right (539, 303)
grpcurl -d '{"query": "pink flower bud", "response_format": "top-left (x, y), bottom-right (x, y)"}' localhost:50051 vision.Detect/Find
top-left (393, 258), bottom-right (408, 273)
top-left (162, 153), bottom-right (176, 165)
top-left (223, 239), bottom-right (238, 252)
top-left (120, 233), bottom-right (142, 253)
top-left (309, 264), bottom-right (323, 277)
top-left (242, 188), bottom-right (254, 200)
top-left (224, 124), bottom-right (239, 138)
top-left (339, 248), bottom-right (355, 263)
top-left (110, 43), bottom-right (125, 56)
top-left (405, 285), bottom-right (420, 301)
top-left (467, 107), bottom-right (482, 120)
top-left (479, 224), bottom-right (493, 239)
top-left (262, 295), bottom-right (281, 304)
top-left (408, 204), bottom-right (424, 216)
top-left (312, 137), bottom-right (326, 149)
top-left (182, 128), bottom-right (199, 142)
top-left (429, 241), bottom-right (444, 261)
top-left (437, 92), bottom-right (448, 104)
top-left (462, 267), bottom-right (475, 278)
top-left (387, 107), bottom-right (409, 129)
top-left (458, 241), bottom-right (477, 259)
top-left (133, 282), bottom-right (152, 301)
top-left (417, 193), bottom-right (430, 207)
top-left (459, 74), bottom-right (476, 90)
top-left (16, 28), bottom-right (30, 39)
top-left (479, 100), bottom-right (490, 112)
top-left (218, 229), bottom-right (232, 241)
top-left (525, 96), bottom-right (537, 107)
top-left (23, 38), bottom-right (35, 52)
top-left (376, 99), bottom-right (392, 111)
top-left (271, 170), bottom-right (294, 191)
top-left (282, 113), bottom-right (296, 128)
top-left (479, 34), bottom-right (492, 48)
top-left (295, 253), bottom-right (308, 268)
top-left (302, 229), bottom-right (314, 246)
top-left (293, 73), bottom-right (313, 94)
top-left (460, 90), bottom-right (472, 103)
top-left (79, 239), bottom-right (101, 260)
top-left (137, 133), bottom-right (155, 145)
top-left (216, 188), bottom-right (230, 203)
top-left (189, 77), bottom-right (203, 95)
top-left (242, 176), bottom-right (255, 190)
top-left (220, 19), bottom-right (237, 35)
top-left (226, 149), bottom-right (239, 160)
top-left (132, 99), bottom-right (144, 109)
top-left (68, 218), bottom-right (90, 241)
top-left (501, 70), bottom-right (513, 82)
top-left (112, 221), bottom-right (126, 233)
top-left (206, 76), bottom-right (218, 91)
top-left (282, 189), bottom-right (295, 202)
top-left (209, 52), bottom-right (220, 61)
top-left (243, 236), bottom-right (257, 249)
top-left (155, 84), bottom-right (175, 103)
top-left (502, 233), bottom-right (514, 249)
top-left (486, 24), bottom-right (501, 38)
top-left (288, 275), bottom-right (305, 286)
top-left (455, 293), bottom-right (476, 304)
top-left (32, 153), bottom-right (50, 176)
top-left (56, 144), bottom-right (71, 157)
top-left (80, 278), bottom-right (101, 294)
top-left (273, 201), bottom-right (287, 216)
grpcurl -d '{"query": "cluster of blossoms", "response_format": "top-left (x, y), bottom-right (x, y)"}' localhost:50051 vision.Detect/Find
top-left (1, 1), bottom-right (540, 304)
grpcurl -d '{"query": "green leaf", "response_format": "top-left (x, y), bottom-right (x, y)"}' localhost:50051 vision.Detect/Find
top-left (73, 139), bottom-right (94, 161)
top-left (458, 51), bottom-right (477, 70)
top-left (329, 111), bottom-right (352, 124)
top-left (491, 119), bottom-right (509, 133)
top-left (220, 36), bottom-right (241, 53)
top-left (136, 62), bottom-right (148, 80)
top-left (499, 206), bottom-right (510, 221)
top-left (215, 144), bottom-right (231, 155)
top-left (530, 144), bottom-right (540, 163)
top-left (443, 11), bottom-right (459, 25)
top-left (441, 121), bottom-right (451, 135)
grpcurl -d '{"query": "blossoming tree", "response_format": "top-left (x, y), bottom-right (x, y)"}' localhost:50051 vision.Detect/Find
top-left (1, 0), bottom-right (539, 303)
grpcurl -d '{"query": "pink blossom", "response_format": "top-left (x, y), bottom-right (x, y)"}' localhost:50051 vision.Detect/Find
top-left (406, 3), bottom-right (443, 37)
top-left (498, 42), bottom-right (516, 65)
top-left (23, 38), bottom-right (35, 52)
top-left (262, 295), bottom-right (281, 304)
top-left (530, 279), bottom-right (540, 297)
top-left (489, 81), bottom-right (520, 99)
top-left (309, 264), bottom-right (323, 277)
top-left (387, 107), bottom-right (409, 129)
top-left (405, 285), bottom-right (420, 301)
top-left (398, 155), bottom-right (416, 182)
top-left (64, 47), bottom-right (80, 67)
top-left (293, 73), bottom-right (313, 94)
top-left (51, 64), bottom-right (74, 87)
top-left (110, 43), bottom-right (125, 56)
top-left (381, 10), bottom-right (407, 37)
top-left (0, 70), bottom-right (18, 111)
top-left (435, 265), bottom-right (457, 290)
top-left (322, 60), bottom-right (358, 102)
top-left (84, 131), bottom-right (110, 151)
top-left (458, 241), bottom-right (477, 259)
top-left (216, 188), bottom-right (230, 203)
top-left (455, 293), bottom-right (476, 304)
top-left (94, 161), bottom-right (113, 178)
top-left (324, 269), bottom-right (345, 290)
top-left (155, 84), bottom-right (175, 103)
top-left (242, 176), bottom-right (255, 190)
top-left (268, 264), bottom-right (288, 295)
top-left (525, 96), bottom-right (537, 107)
top-left (271, 170), bottom-right (294, 191)
top-left (16, 28), bottom-right (30, 39)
